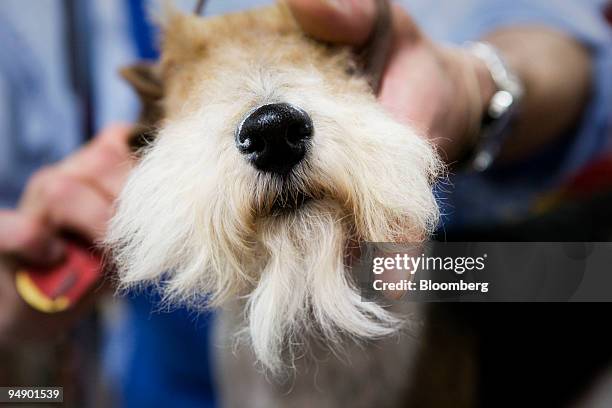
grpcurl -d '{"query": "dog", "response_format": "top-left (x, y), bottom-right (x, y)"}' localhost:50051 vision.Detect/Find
top-left (105, 2), bottom-right (442, 406)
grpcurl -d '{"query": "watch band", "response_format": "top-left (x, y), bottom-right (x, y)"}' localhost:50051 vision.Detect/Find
top-left (465, 42), bottom-right (524, 171)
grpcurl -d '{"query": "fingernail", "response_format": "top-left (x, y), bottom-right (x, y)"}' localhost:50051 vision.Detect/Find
top-left (321, 0), bottom-right (347, 11)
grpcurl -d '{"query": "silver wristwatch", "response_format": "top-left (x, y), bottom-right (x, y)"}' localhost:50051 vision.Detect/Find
top-left (466, 42), bottom-right (524, 171)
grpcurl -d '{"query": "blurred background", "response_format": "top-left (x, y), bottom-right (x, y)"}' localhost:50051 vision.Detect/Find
top-left (0, 0), bottom-right (611, 407)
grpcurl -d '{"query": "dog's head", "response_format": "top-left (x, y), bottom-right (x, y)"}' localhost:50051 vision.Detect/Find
top-left (106, 3), bottom-right (441, 372)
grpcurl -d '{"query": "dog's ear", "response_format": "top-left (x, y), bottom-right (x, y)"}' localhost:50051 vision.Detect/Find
top-left (121, 62), bottom-right (163, 101)
top-left (120, 63), bottom-right (164, 153)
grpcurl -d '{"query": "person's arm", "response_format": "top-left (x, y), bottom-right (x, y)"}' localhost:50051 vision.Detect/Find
top-left (483, 27), bottom-right (591, 161)
top-left (287, 0), bottom-right (593, 164)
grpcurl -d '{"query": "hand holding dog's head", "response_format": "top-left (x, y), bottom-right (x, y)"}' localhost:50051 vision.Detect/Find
top-left (106, 2), bottom-right (441, 373)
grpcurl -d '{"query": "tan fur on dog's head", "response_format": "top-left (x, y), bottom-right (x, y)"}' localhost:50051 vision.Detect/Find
top-left (106, 3), bottom-right (441, 373)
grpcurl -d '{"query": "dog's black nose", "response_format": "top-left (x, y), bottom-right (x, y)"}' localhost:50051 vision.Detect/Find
top-left (236, 103), bottom-right (313, 174)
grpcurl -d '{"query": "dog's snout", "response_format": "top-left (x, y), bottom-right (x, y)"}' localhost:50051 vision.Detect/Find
top-left (236, 103), bottom-right (313, 174)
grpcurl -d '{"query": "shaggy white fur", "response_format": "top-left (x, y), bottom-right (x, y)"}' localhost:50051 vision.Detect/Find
top-left (105, 5), bottom-right (441, 374)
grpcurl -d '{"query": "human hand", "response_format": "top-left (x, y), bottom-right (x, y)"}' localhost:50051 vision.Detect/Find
top-left (286, 0), bottom-right (496, 163)
top-left (0, 125), bottom-right (133, 345)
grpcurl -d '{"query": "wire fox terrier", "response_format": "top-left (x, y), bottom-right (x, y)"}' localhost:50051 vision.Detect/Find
top-left (106, 2), bottom-right (441, 406)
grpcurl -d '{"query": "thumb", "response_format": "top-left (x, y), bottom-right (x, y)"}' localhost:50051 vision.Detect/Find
top-left (0, 211), bottom-right (65, 265)
top-left (286, 0), bottom-right (377, 45)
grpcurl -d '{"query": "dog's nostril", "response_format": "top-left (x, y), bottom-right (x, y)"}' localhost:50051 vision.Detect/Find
top-left (236, 103), bottom-right (313, 174)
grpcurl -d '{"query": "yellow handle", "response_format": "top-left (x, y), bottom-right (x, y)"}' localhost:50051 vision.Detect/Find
top-left (15, 271), bottom-right (70, 314)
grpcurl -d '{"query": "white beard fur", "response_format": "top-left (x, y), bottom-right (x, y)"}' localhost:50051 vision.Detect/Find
top-left (104, 4), bottom-right (442, 404)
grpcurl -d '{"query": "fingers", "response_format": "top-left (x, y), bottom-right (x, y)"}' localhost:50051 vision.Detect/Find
top-left (286, 0), bottom-right (377, 45)
top-left (20, 170), bottom-right (112, 243)
top-left (0, 211), bottom-right (65, 264)
top-left (60, 124), bottom-right (134, 198)
top-left (43, 174), bottom-right (112, 242)
top-left (17, 124), bottom-right (134, 243)
top-left (96, 123), bottom-right (134, 150)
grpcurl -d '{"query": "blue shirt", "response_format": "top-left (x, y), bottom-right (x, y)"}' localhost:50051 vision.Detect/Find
top-left (0, 1), bottom-right (610, 407)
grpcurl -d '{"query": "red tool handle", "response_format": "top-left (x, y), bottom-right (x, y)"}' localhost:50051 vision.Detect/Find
top-left (15, 242), bottom-right (103, 313)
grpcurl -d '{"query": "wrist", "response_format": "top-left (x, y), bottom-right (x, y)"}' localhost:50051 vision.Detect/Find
top-left (440, 47), bottom-right (496, 163)
top-left (470, 54), bottom-right (497, 114)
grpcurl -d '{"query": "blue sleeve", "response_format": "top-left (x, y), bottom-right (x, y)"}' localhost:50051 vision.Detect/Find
top-left (0, 4), bottom-right (81, 207)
